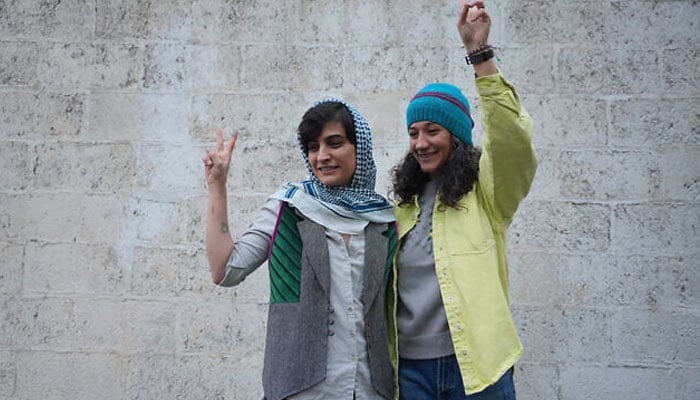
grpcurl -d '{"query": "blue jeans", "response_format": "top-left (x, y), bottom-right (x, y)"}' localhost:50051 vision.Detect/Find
top-left (399, 355), bottom-right (516, 400)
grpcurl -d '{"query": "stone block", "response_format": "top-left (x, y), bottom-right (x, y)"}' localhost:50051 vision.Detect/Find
top-left (176, 298), bottom-right (267, 353)
top-left (523, 96), bottom-right (607, 149)
top-left (513, 363), bottom-right (559, 400)
top-left (1, 296), bottom-right (124, 350)
top-left (513, 307), bottom-right (612, 363)
top-left (227, 142), bottom-right (307, 194)
top-left (129, 195), bottom-right (241, 247)
top-left (0, 245), bottom-right (23, 295)
top-left (343, 46), bottom-right (451, 93)
top-left (95, 0), bottom-right (149, 39)
top-left (143, 44), bottom-right (242, 90)
top-left (39, 42), bottom-right (143, 90)
top-left (87, 92), bottom-right (189, 142)
top-left (493, 48), bottom-right (556, 97)
top-left (191, 91), bottom-right (306, 143)
top-left (663, 48), bottom-right (700, 96)
top-left (23, 242), bottom-right (128, 295)
top-left (344, 2), bottom-right (458, 47)
top-left (556, 149), bottom-right (660, 201)
top-left (607, 1), bottom-right (700, 48)
top-left (0, 195), bottom-right (24, 242)
top-left (0, 0), bottom-right (94, 40)
top-left (612, 203), bottom-right (698, 255)
top-left (0, 92), bottom-right (84, 140)
top-left (0, 351), bottom-right (15, 398)
top-left (241, 45), bottom-right (343, 91)
top-left (23, 193), bottom-right (129, 242)
top-left (346, 91), bottom-right (406, 147)
top-left (559, 254), bottom-right (697, 309)
top-left (610, 98), bottom-right (700, 147)
top-left (613, 308), bottom-right (700, 364)
top-left (0, 141), bottom-right (35, 191)
top-left (123, 300), bottom-right (177, 351)
top-left (131, 246), bottom-right (210, 296)
top-left (509, 201), bottom-right (610, 252)
top-left (559, 48), bottom-right (662, 95)
top-left (34, 142), bottom-right (135, 191)
top-left (560, 366), bottom-right (674, 400)
top-left (503, 0), bottom-right (606, 46)
top-left (126, 354), bottom-right (260, 399)
top-left (134, 143), bottom-right (201, 194)
top-left (0, 41), bottom-right (38, 86)
top-left (509, 251), bottom-right (564, 307)
top-left (660, 146), bottom-right (700, 201)
top-left (190, 0), bottom-right (299, 44)
top-left (96, 0), bottom-right (194, 41)
top-left (17, 352), bottom-right (124, 400)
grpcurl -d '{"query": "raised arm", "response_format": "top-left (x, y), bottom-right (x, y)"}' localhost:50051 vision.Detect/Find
top-left (203, 129), bottom-right (238, 284)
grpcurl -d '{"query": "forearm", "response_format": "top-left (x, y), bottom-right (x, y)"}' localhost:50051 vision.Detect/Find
top-left (205, 184), bottom-right (234, 284)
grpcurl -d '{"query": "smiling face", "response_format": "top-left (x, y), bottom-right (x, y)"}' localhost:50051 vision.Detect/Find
top-left (409, 121), bottom-right (453, 179)
top-left (307, 121), bottom-right (357, 187)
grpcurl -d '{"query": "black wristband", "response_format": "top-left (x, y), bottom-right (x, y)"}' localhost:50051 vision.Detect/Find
top-left (465, 48), bottom-right (494, 65)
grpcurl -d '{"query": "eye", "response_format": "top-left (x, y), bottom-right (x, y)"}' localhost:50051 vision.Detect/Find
top-left (428, 129), bottom-right (440, 134)
top-left (329, 139), bottom-right (345, 148)
top-left (408, 130), bottom-right (418, 138)
top-left (307, 142), bottom-right (319, 152)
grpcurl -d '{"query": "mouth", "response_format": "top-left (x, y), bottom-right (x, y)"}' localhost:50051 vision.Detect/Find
top-left (317, 166), bottom-right (339, 174)
top-left (415, 151), bottom-right (437, 161)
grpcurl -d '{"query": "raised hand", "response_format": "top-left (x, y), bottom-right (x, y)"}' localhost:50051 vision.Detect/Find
top-left (457, 0), bottom-right (491, 52)
top-left (203, 129), bottom-right (239, 187)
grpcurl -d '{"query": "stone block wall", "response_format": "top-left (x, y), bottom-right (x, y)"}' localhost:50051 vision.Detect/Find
top-left (1, 1), bottom-right (698, 399)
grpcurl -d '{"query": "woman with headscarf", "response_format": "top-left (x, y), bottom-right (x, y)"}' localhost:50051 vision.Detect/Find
top-left (203, 99), bottom-right (397, 400)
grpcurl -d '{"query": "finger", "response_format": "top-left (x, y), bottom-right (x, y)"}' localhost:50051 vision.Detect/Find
top-left (458, 0), bottom-right (469, 23)
top-left (468, 7), bottom-right (487, 22)
top-left (467, 0), bottom-right (485, 8)
top-left (215, 128), bottom-right (223, 152)
top-left (226, 129), bottom-right (239, 154)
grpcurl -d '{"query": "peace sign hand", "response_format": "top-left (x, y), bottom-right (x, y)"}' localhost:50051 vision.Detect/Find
top-left (203, 129), bottom-right (239, 187)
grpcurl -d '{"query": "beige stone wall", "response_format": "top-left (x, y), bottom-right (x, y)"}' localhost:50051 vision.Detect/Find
top-left (1, 1), bottom-right (698, 399)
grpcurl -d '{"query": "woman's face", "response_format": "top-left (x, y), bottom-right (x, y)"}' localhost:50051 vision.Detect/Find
top-left (307, 121), bottom-right (357, 187)
top-left (409, 121), bottom-right (453, 179)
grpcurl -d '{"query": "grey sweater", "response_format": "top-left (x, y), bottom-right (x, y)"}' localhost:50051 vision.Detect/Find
top-left (396, 181), bottom-right (455, 359)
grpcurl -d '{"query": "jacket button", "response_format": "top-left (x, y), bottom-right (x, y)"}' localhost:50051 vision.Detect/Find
top-left (329, 319), bottom-right (335, 325)
top-left (328, 331), bottom-right (335, 336)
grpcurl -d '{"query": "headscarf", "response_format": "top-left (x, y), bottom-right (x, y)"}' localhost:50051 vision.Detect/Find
top-left (271, 98), bottom-right (394, 234)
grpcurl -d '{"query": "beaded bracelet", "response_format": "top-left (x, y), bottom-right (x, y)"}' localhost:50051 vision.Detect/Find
top-left (467, 42), bottom-right (493, 55)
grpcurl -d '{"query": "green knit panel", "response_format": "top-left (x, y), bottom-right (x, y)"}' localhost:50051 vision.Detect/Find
top-left (383, 223), bottom-right (398, 286)
top-left (269, 205), bottom-right (303, 304)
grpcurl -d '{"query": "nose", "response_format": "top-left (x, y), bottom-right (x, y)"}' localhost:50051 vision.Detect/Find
top-left (413, 132), bottom-right (428, 150)
top-left (317, 143), bottom-right (331, 161)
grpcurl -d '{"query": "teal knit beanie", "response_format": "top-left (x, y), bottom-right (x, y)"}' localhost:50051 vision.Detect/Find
top-left (406, 83), bottom-right (474, 146)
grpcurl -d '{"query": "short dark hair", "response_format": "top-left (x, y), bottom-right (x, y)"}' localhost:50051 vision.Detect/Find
top-left (391, 139), bottom-right (481, 208)
top-left (298, 102), bottom-right (356, 153)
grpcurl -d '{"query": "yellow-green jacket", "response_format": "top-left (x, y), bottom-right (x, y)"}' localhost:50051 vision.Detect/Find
top-left (388, 73), bottom-right (537, 395)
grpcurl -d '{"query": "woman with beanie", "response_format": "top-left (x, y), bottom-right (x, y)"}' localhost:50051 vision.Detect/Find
top-left (203, 100), bottom-right (397, 400)
top-left (389, 1), bottom-right (537, 399)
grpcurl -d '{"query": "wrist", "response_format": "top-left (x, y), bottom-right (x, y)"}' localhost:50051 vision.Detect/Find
top-left (207, 182), bottom-right (228, 196)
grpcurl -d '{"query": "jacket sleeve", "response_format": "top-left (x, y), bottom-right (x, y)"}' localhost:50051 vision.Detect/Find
top-left (476, 72), bottom-right (537, 226)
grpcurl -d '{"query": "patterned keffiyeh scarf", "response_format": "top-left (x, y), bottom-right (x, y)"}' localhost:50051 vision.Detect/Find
top-left (271, 98), bottom-right (394, 234)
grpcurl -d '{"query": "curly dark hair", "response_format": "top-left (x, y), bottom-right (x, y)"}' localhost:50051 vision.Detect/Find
top-left (391, 139), bottom-right (481, 208)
